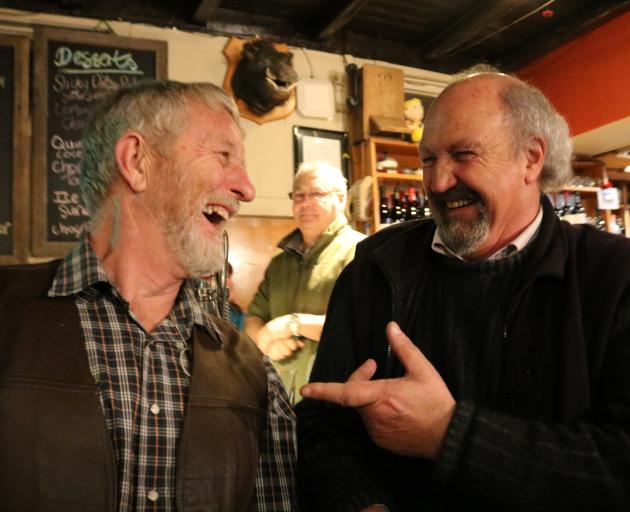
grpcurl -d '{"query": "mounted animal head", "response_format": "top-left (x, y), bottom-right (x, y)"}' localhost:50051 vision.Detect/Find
top-left (231, 39), bottom-right (298, 116)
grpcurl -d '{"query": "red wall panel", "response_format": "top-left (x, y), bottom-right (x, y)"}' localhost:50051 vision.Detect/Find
top-left (517, 12), bottom-right (630, 136)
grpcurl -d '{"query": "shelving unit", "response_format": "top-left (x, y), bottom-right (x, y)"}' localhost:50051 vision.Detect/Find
top-left (352, 136), bottom-right (422, 232)
top-left (350, 142), bottom-right (630, 237)
top-left (602, 170), bottom-right (630, 236)
top-left (571, 159), bottom-right (630, 236)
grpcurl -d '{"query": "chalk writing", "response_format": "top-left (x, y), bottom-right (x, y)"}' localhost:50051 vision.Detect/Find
top-left (52, 72), bottom-right (140, 103)
top-left (52, 190), bottom-right (88, 219)
top-left (40, 36), bottom-right (159, 245)
top-left (54, 46), bottom-right (141, 74)
top-left (50, 220), bottom-right (89, 238)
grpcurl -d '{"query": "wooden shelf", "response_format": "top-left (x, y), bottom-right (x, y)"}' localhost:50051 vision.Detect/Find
top-left (607, 170), bottom-right (630, 183)
top-left (370, 136), bottom-right (420, 154)
top-left (593, 152), bottom-right (630, 171)
top-left (376, 172), bottom-right (423, 181)
top-left (352, 136), bottom-right (423, 233)
top-left (562, 186), bottom-right (600, 193)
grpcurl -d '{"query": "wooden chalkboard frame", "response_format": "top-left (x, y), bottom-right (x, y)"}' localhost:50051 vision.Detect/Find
top-left (0, 34), bottom-right (29, 265)
top-left (32, 27), bottom-right (167, 257)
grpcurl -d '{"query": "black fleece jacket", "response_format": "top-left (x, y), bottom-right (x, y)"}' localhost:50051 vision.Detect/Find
top-left (296, 197), bottom-right (630, 512)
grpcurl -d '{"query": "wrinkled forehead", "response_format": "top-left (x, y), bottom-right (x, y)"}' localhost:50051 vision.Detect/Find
top-left (424, 79), bottom-right (508, 136)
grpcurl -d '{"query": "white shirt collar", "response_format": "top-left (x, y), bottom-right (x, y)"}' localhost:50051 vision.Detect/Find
top-left (431, 205), bottom-right (543, 261)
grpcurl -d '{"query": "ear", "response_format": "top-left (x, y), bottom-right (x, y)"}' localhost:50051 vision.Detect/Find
top-left (524, 135), bottom-right (545, 185)
top-left (114, 132), bottom-right (150, 193)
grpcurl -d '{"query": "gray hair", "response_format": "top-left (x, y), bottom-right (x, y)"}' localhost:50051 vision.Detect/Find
top-left (80, 80), bottom-right (240, 215)
top-left (442, 64), bottom-right (573, 192)
top-left (294, 161), bottom-right (348, 198)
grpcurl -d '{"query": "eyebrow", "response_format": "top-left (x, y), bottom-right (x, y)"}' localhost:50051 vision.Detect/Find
top-left (420, 139), bottom-right (481, 155)
top-left (209, 137), bottom-right (234, 149)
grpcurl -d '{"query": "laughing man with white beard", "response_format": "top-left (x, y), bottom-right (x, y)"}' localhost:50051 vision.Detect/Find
top-left (0, 80), bottom-right (296, 512)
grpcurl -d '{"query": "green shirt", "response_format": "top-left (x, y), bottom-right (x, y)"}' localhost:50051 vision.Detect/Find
top-left (248, 217), bottom-right (365, 398)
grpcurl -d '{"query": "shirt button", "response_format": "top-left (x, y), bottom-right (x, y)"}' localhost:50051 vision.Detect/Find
top-left (150, 403), bottom-right (160, 415)
top-left (147, 489), bottom-right (159, 502)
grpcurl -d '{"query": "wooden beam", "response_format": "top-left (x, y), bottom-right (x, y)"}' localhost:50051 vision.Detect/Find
top-left (194, 0), bottom-right (223, 24)
top-left (420, 0), bottom-right (524, 59)
top-left (318, 0), bottom-right (369, 39)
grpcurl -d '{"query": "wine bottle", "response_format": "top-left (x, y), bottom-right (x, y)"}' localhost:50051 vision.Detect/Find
top-left (407, 186), bottom-right (419, 220)
top-left (379, 186), bottom-right (389, 224)
top-left (397, 189), bottom-right (408, 222)
top-left (381, 188), bottom-right (394, 225)
top-left (572, 192), bottom-right (587, 224)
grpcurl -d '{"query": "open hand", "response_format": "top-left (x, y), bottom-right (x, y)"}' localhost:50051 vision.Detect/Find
top-left (300, 322), bottom-right (456, 460)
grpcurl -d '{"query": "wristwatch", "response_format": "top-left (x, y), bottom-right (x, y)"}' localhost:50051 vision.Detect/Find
top-left (288, 313), bottom-right (300, 338)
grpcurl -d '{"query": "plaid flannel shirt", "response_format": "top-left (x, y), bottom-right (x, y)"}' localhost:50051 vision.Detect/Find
top-left (49, 239), bottom-right (297, 511)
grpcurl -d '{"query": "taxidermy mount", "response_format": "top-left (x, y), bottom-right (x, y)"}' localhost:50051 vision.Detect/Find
top-left (223, 37), bottom-right (298, 124)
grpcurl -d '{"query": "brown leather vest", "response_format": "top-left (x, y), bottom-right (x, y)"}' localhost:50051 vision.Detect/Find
top-left (0, 261), bottom-right (267, 512)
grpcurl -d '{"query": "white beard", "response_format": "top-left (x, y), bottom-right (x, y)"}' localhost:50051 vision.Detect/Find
top-left (163, 214), bottom-right (226, 278)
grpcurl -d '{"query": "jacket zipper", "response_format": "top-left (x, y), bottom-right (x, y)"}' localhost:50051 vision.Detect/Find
top-left (382, 267), bottom-right (400, 378)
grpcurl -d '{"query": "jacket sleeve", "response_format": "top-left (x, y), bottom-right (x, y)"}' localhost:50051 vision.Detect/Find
top-left (296, 264), bottom-right (400, 512)
top-left (434, 288), bottom-right (630, 511)
top-left (247, 265), bottom-right (272, 322)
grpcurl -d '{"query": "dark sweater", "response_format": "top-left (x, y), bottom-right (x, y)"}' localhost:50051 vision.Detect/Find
top-left (297, 197), bottom-right (630, 512)
top-left (410, 249), bottom-right (531, 409)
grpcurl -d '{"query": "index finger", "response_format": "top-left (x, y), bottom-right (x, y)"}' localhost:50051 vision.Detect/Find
top-left (300, 379), bottom-right (379, 408)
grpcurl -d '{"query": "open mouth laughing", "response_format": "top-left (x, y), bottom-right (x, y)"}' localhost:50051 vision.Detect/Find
top-left (446, 198), bottom-right (475, 209)
top-left (202, 205), bottom-right (231, 226)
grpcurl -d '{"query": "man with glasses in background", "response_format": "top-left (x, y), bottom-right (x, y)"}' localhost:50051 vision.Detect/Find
top-left (245, 162), bottom-right (365, 398)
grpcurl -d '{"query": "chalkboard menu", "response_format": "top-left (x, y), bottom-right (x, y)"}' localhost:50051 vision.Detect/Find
top-left (0, 34), bottom-right (29, 264)
top-left (32, 28), bottom-right (167, 256)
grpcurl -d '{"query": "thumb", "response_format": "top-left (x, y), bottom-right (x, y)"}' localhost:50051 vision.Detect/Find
top-left (386, 321), bottom-right (435, 380)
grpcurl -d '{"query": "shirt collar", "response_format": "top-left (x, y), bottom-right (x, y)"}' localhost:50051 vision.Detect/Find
top-left (49, 236), bottom-right (111, 298)
top-left (432, 205), bottom-right (543, 261)
top-left (48, 236), bottom-right (217, 336)
top-left (279, 215), bottom-right (348, 255)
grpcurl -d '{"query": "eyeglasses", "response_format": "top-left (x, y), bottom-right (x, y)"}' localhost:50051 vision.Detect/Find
top-left (288, 190), bottom-right (336, 203)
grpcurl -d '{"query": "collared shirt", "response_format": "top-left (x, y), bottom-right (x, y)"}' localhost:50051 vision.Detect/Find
top-left (432, 205), bottom-right (543, 261)
top-left (49, 238), bottom-right (296, 511)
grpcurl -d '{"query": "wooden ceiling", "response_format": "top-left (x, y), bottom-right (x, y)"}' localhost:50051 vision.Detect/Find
top-left (3, 0), bottom-right (630, 73)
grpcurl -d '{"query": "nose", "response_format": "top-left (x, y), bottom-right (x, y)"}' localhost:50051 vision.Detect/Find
top-left (230, 162), bottom-right (255, 203)
top-left (427, 158), bottom-right (457, 194)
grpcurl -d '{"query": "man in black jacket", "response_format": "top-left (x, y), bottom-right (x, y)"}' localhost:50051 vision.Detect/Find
top-left (296, 65), bottom-right (630, 511)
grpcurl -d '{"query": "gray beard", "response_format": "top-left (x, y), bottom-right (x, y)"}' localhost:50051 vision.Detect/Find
top-left (434, 205), bottom-right (490, 258)
top-left (163, 215), bottom-right (226, 278)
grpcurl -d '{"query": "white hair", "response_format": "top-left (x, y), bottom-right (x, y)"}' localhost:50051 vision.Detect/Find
top-left (293, 161), bottom-right (348, 198)
top-left (81, 80), bottom-right (240, 216)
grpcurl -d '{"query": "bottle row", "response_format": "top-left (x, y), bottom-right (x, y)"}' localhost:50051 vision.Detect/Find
top-left (548, 191), bottom-right (588, 224)
top-left (548, 191), bottom-right (625, 235)
top-left (378, 188), bottom-right (626, 234)
top-left (380, 186), bottom-right (431, 225)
